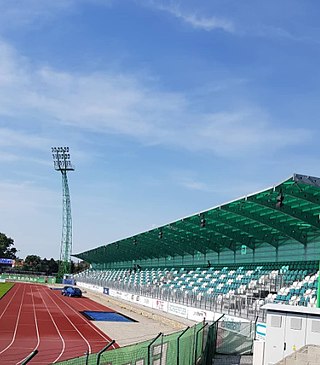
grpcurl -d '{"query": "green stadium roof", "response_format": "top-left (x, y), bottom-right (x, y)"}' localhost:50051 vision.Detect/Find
top-left (74, 174), bottom-right (320, 264)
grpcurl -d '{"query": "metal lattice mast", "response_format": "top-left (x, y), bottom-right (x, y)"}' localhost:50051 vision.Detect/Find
top-left (52, 147), bottom-right (74, 278)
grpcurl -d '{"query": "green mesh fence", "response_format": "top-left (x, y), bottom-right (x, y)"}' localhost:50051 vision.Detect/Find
top-left (0, 274), bottom-right (56, 284)
top-left (201, 321), bottom-right (219, 365)
top-left (55, 322), bottom-right (209, 365)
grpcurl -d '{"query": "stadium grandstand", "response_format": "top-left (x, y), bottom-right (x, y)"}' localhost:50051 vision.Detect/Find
top-left (74, 174), bottom-right (320, 314)
top-left (72, 173), bottom-right (320, 364)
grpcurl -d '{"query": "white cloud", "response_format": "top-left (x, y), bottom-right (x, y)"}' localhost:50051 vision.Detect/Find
top-left (0, 0), bottom-right (115, 32)
top-left (149, 2), bottom-right (234, 33)
top-left (0, 151), bottom-right (20, 162)
top-left (170, 10), bottom-right (234, 32)
top-left (178, 178), bottom-right (212, 192)
top-left (0, 40), bottom-right (312, 159)
top-left (0, 0), bottom-right (74, 30)
top-left (0, 127), bottom-right (51, 150)
top-left (172, 170), bottom-right (274, 199)
top-left (186, 110), bottom-right (309, 156)
top-left (0, 180), bottom-right (60, 258)
top-left (0, 126), bottom-right (57, 167)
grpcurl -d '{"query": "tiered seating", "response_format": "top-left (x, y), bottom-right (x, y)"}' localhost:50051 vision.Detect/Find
top-left (73, 261), bottom-right (319, 320)
top-left (267, 272), bottom-right (318, 306)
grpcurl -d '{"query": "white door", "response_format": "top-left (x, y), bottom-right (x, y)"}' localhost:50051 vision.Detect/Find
top-left (264, 311), bottom-right (286, 365)
top-left (306, 315), bottom-right (320, 345)
top-left (284, 313), bottom-right (306, 357)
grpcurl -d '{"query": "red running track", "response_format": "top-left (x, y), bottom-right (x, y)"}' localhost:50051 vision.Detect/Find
top-left (0, 283), bottom-right (119, 364)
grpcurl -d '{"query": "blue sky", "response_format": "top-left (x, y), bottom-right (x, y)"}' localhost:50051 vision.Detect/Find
top-left (0, 0), bottom-right (319, 260)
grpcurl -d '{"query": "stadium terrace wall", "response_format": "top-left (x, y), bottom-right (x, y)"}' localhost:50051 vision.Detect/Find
top-left (90, 236), bottom-right (320, 270)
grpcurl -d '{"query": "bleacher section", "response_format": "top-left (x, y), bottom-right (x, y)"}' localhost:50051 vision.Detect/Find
top-left (74, 260), bottom-right (319, 321)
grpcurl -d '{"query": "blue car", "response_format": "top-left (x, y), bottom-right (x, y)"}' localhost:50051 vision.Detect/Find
top-left (61, 286), bottom-right (82, 297)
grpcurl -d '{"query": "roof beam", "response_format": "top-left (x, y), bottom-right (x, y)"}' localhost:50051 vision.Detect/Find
top-left (116, 241), bottom-right (151, 260)
top-left (106, 245), bottom-right (134, 262)
top-left (208, 210), bottom-right (274, 248)
top-left (137, 233), bottom-right (171, 259)
top-left (250, 193), bottom-right (320, 231)
top-left (232, 200), bottom-right (307, 245)
top-left (180, 221), bottom-right (224, 253)
top-left (141, 230), bottom-right (186, 258)
top-left (221, 205), bottom-right (288, 247)
top-left (159, 235), bottom-right (189, 257)
top-left (280, 185), bottom-right (320, 211)
top-left (187, 217), bottom-right (255, 250)
top-left (173, 222), bottom-right (209, 254)
top-left (182, 220), bottom-right (237, 252)
top-left (106, 240), bottom-right (157, 262)
top-left (161, 227), bottom-right (197, 255)
top-left (192, 215), bottom-right (257, 250)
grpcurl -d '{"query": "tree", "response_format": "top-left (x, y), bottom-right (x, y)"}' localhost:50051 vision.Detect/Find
top-left (73, 260), bottom-right (89, 273)
top-left (37, 258), bottom-right (59, 275)
top-left (48, 258), bottom-right (59, 275)
top-left (23, 255), bottom-right (42, 272)
top-left (40, 258), bottom-right (49, 274)
top-left (0, 233), bottom-right (17, 259)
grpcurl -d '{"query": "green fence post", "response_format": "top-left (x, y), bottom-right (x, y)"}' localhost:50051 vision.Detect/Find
top-left (194, 323), bottom-right (208, 365)
top-left (204, 322), bottom-right (216, 365)
top-left (147, 333), bottom-right (162, 365)
top-left (96, 340), bottom-right (115, 365)
top-left (177, 326), bottom-right (190, 365)
top-left (21, 350), bottom-right (39, 365)
top-left (213, 314), bottom-right (225, 356)
top-left (85, 350), bottom-right (89, 365)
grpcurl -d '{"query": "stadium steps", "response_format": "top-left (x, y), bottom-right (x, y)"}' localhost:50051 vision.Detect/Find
top-left (212, 354), bottom-right (252, 365)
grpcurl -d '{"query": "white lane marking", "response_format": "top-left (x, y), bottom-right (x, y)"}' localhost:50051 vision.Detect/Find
top-left (37, 285), bottom-right (66, 363)
top-left (41, 288), bottom-right (92, 361)
top-left (63, 294), bottom-right (117, 349)
top-left (0, 284), bottom-right (20, 321)
top-left (16, 285), bottom-right (41, 365)
top-left (0, 285), bottom-right (26, 355)
top-left (53, 290), bottom-right (116, 349)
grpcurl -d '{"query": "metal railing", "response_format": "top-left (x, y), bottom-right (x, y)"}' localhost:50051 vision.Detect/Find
top-left (77, 276), bottom-right (272, 322)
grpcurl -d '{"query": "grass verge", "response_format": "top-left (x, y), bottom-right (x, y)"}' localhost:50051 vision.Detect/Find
top-left (0, 282), bottom-right (14, 299)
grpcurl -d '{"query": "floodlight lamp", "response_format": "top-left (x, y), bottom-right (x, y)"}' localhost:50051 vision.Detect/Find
top-left (200, 214), bottom-right (206, 228)
top-left (276, 190), bottom-right (284, 208)
top-left (51, 146), bottom-right (74, 172)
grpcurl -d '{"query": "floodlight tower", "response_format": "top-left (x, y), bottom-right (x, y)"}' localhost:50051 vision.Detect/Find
top-left (52, 147), bottom-right (75, 278)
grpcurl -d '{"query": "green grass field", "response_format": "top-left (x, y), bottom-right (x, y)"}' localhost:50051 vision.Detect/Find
top-left (0, 282), bottom-right (14, 299)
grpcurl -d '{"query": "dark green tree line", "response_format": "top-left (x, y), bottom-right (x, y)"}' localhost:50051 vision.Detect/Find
top-left (0, 232), bottom-right (17, 259)
top-left (0, 232), bottom-right (89, 275)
